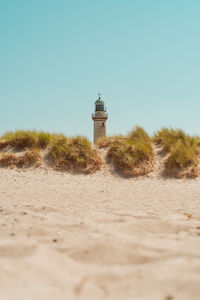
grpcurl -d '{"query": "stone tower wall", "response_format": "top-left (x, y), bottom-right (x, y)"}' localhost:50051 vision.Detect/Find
top-left (94, 119), bottom-right (106, 144)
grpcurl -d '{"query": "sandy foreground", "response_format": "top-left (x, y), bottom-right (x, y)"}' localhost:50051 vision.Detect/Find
top-left (0, 164), bottom-right (200, 300)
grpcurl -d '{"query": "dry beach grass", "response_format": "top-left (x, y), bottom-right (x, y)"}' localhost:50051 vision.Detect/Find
top-left (0, 128), bottom-right (200, 178)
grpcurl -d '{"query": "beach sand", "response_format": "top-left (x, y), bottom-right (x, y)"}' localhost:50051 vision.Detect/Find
top-left (0, 163), bottom-right (200, 300)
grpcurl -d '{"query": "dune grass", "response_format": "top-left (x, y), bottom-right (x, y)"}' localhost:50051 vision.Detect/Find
top-left (96, 135), bottom-right (125, 148)
top-left (47, 135), bottom-right (102, 173)
top-left (107, 127), bottom-right (154, 176)
top-left (164, 138), bottom-right (199, 178)
top-left (0, 130), bottom-right (51, 150)
top-left (153, 128), bottom-right (192, 152)
top-left (128, 126), bottom-right (152, 143)
top-left (153, 128), bottom-right (199, 178)
top-left (0, 150), bottom-right (41, 168)
top-left (0, 127), bottom-right (199, 178)
top-left (0, 131), bottom-right (102, 173)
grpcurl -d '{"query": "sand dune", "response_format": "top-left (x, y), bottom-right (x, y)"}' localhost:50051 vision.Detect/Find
top-left (0, 160), bottom-right (200, 300)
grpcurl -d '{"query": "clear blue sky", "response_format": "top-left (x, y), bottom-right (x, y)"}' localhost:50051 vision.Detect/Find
top-left (1, 0), bottom-right (200, 141)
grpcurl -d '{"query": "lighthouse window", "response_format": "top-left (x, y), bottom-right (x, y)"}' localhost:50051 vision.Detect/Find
top-left (96, 104), bottom-right (104, 111)
top-left (102, 122), bottom-right (104, 127)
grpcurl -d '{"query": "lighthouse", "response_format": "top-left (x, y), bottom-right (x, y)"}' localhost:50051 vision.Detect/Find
top-left (92, 94), bottom-right (108, 144)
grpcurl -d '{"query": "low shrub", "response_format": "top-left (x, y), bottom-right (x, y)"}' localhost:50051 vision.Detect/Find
top-left (107, 127), bottom-right (154, 176)
top-left (37, 132), bottom-right (51, 148)
top-left (164, 139), bottom-right (199, 178)
top-left (96, 135), bottom-right (125, 148)
top-left (48, 136), bottom-right (102, 173)
top-left (0, 150), bottom-right (41, 168)
top-left (153, 128), bottom-right (190, 152)
top-left (128, 126), bottom-right (152, 143)
top-left (154, 128), bottom-right (199, 178)
top-left (0, 130), bottom-right (51, 150)
top-left (0, 153), bottom-right (17, 167)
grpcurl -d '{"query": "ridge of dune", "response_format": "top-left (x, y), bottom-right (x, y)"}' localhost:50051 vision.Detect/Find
top-left (0, 135), bottom-right (199, 179)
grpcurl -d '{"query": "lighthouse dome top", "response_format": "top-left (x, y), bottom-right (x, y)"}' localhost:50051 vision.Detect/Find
top-left (95, 94), bottom-right (104, 105)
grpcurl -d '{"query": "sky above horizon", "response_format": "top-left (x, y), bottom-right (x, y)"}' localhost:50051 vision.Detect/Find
top-left (1, 0), bottom-right (200, 141)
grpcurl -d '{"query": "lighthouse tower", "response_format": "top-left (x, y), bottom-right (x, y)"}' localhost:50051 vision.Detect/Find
top-left (92, 94), bottom-right (108, 144)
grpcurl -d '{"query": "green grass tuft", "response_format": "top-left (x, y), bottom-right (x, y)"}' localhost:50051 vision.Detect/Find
top-left (107, 127), bottom-right (154, 176)
top-left (0, 149), bottom-right (41, 168)
top-left (153, 128), bottom-right (199, 178)
top-left (0, 130), bottom-right (51, 150)
top-left (164, 138), bottom-right (199, 178)
top-left (128, 126), bottom-right (152, 143)
top-left (48, 136), bottom-right (102, 173)
top-left (96, 135), bottom-right (125, 148)
top-left (153, 128), bottom-right (192, 152)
